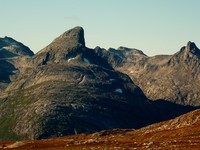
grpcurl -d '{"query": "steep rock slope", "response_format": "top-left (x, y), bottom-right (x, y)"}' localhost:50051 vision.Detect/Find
top-left (96, 42), bottom-right (200, 106)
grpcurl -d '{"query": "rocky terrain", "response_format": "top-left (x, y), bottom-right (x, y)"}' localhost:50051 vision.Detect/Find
top-left (0, 26), bottom-right (199, 142)
top-left (1, 108), bottom-right (200, 149)
top-left (0, 37), bottom-right (33, 91)
top-left (95, 41), bottom-right (200, 106)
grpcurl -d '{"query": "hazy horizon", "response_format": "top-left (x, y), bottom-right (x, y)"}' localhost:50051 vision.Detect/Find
top-left (1, 0), bottom-right (199, 56)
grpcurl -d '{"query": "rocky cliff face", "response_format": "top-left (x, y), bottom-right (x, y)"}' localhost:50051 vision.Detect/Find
top-left (0, 27), bottom-right (198, 141)
top-left (96, 41), bottom-right (200, 106)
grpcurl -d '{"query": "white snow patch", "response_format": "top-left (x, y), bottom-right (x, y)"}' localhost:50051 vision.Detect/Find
top-left (83, 58), bottom-right (90, 64)
top-left (68, 57), bottom-right (76, 62)
top-left (12, 70), bottom-right (18, 73)
top-left (2, 46), bottom-right (9, 50)
top-left (74, 128), bottom-right (78, 134)
top-left (114, 88), bottom-right (123, 93)
top-left (109, 78), bottom-right (116, 81)
top-left (0, 46), bottom-right (8, 51)
top-left (71, 104), bottom-right (78, 109)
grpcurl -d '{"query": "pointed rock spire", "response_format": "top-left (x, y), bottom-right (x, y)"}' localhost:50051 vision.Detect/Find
top-left (185, 41), bottom-right (198, 53)
top-left (42, 26), bottom-right (85, 53)
top-left (34, 26), bottom-right (86, 65)
top-left (54, 26), bottom-right (85, 48)
top-left (183, 41), bottom-right (200, 58)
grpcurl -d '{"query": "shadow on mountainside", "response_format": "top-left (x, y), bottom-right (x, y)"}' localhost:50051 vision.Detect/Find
top-left (0, 60), bottom-right (16, 83)
top-left (35, 97), bottom-right (198, 140)
top-left (149, 99), bottom-right (199, 125)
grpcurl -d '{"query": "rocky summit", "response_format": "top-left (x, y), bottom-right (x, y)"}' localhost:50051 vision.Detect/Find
top-left (0, 27), bottom-right (199, 141)
top-left (34, 26), bottom-right (85, 65)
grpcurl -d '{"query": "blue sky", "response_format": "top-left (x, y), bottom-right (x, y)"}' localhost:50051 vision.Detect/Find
top-left (0, 0), bottom-right (199, 56)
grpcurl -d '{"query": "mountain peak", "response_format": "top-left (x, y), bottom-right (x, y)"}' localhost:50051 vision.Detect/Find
top-left (38, 26), bottom-right (85, 55)
top-left (54, 26), bottom-right (85, 48)
top-left (34, 26), bottom-right (86, 65)
top-left (169, 41), bottom-right (200, 66)
top-left (182, 41), bottom-right (200, 58)
top-left (0, 36), bottom-right (34, 58)
top-left (185, 41), bottom-right (198, 53)
top-left (56, 26), bottom-right (85, 47)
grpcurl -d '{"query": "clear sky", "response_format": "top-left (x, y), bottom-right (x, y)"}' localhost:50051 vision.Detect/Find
top-left (0, 0), bottom-right (199, 56)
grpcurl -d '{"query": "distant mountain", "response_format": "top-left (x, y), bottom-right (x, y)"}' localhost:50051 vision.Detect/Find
top-left (96, 42), bottom-right (200, 106)
top-left (0, 27), bottom-right (197, 141)
top-left (0, 37), bottom-right (34, 92)
top-left (0, 36), bottom-right (33, 58)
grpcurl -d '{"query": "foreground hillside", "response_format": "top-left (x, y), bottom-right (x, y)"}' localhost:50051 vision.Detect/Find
top-left (1, 109), bottom-right (200, 149)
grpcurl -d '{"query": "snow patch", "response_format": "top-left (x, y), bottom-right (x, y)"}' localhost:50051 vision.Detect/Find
top-left (114, 88), bottom-right (123, 93)
top-left (71, 104), bottom-right (78, 109)
top-left (68, 57), bottom-right (76, 62)
top-left (0, 46), bottom-right (8, 51)
top-left (83, 58), bottom-right (90, 64)
top-left (12, 70), bottom-right (18, 74)
top-left (74, 128), bottom-right (78, 134)
top-left (2, 46), bottom-right (9, 50)
top-left (109, 78), bottom-right (116, 81)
